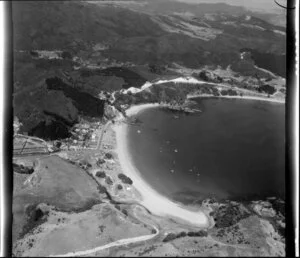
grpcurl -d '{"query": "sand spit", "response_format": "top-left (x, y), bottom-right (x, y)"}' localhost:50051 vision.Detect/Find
top-left (188, 94), bottom-right (285, 104)
top-left (122, 77), bottom-right (206, 94)
top-left (121, 76), bottom-right (285, 105)
top-left (154, 76), bottom-right (205, 85)
top-left (114, 104), bottom-right (209, 227)
top-left (219, 95), bottom-right (285, 104)
top-left (125, 103), bottom-right (160, 116)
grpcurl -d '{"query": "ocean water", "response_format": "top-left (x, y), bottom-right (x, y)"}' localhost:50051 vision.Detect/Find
top-left (127, 98), bottom-right (285, 205)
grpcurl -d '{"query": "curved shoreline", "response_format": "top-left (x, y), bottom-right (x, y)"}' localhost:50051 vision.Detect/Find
top-left (114, 104), bottom-right (210, 227)
top-left (113, 95), bottom-right (284, 227)
top-left (187, 94), bottom-right (285, 104)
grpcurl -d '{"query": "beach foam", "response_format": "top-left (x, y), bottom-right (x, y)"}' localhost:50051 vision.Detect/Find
top-left (114, 104), bottom-right (209, 227)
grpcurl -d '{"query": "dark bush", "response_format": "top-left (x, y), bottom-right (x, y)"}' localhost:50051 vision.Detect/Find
top-left (220, 89), bottom-right (237, 96)
top-left (118, 173), bottom-right (133, 185)
top-left (61, 51), bottom-right (72, 60)
top-left (227, 89), bottom-right (238, 96)
top-left (95, 171), bottom-right (106, 178)
top-left (265, 77), bottom-right (272, 82)
top-left (30, 50), bottom-right (39, 57)
top-left (198, 70), bottom-right (209, 81)
top-left (178, 231), bottom-right (187, 237)
top-left (186, 230), bottom-right (207, 237)
top-left (122, 209), bottom-right (128, 216)
top-left (163, 233), bottom-right (177, 242)
top-left (105, 153), bottom-right (113, 159)
top-left (200, 86), bottom-right (211, 95)
top-left (97, 185), bottom-right (107, 194)
top-left (216, 76), bottom-right (223, 83)
top-left (279, 88), bottom-right (286, 94)
top-left (117, 184), bottom-right (123, 190)
top-left (69, 160), bottom-right (76, 165)
top-left (13, 163), bottom-right (34, 174)
top-left (270, 199), bottom-right (285, 216)
top-left (257, 84), bottom-right (276, 95)
top-left (21, 204), bottom-right (49, 238)
top-left (211, 87), bottom-right (220, 96)
top-left (96, 158), bottom-right (105, 166)
top-left (220, 90), bottom-right (228, 96)
top-left (79, 160), bottom-right (92, 169)
top-left (148, 63), bottom-right (166, 74)
top-left (54, 141), bottom-right (62, 148)
top-left (187, 232), bottom-right (196, 237)
top-left (276, 224), bottom-right (285, 237)
top-left (213, 204), bottom-right (250, 228)
top-left (105, 176), bottom-right (113, 185)
top-left (196, 230), bottom-right (208, 237)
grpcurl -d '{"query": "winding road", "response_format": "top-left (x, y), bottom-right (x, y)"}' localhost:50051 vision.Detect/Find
top-left (50, 206), bottom-right (159, 257)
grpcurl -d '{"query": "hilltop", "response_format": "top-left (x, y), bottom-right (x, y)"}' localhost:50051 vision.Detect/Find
top-left (12, 0), bottom-right (286, 139)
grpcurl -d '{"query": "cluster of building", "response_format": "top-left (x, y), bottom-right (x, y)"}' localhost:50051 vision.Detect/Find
top-left (57, 120), bottom-right (101, 151)
top-left (30, 50), bottom-right (63, 60)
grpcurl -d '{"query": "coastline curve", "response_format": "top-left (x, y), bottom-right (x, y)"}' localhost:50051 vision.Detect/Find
top-left (114, 104), bottom-right (210, 228)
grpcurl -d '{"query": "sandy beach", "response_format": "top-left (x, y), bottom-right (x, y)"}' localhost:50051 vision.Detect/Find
top-left (113, 94), bottom-right (284, 227)
top-left (220, 95), bottom-right (285, 104)
top-left (121, 76), bottom-right (285, 105)
top-left (187, 94), bottom-right (285, 104)
top-left (114, 104), bottom-right (210, 227)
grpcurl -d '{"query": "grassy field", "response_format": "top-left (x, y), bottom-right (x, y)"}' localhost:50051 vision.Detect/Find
top-left (13, 155), bottom-right (102, 242)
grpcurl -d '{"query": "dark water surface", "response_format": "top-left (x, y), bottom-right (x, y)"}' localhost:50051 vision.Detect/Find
top-left (127, 98), bottom-right (285, 205)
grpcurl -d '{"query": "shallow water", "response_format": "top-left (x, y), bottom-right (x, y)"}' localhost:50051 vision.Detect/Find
top-left (127, 98), bottom-right (285, 204)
